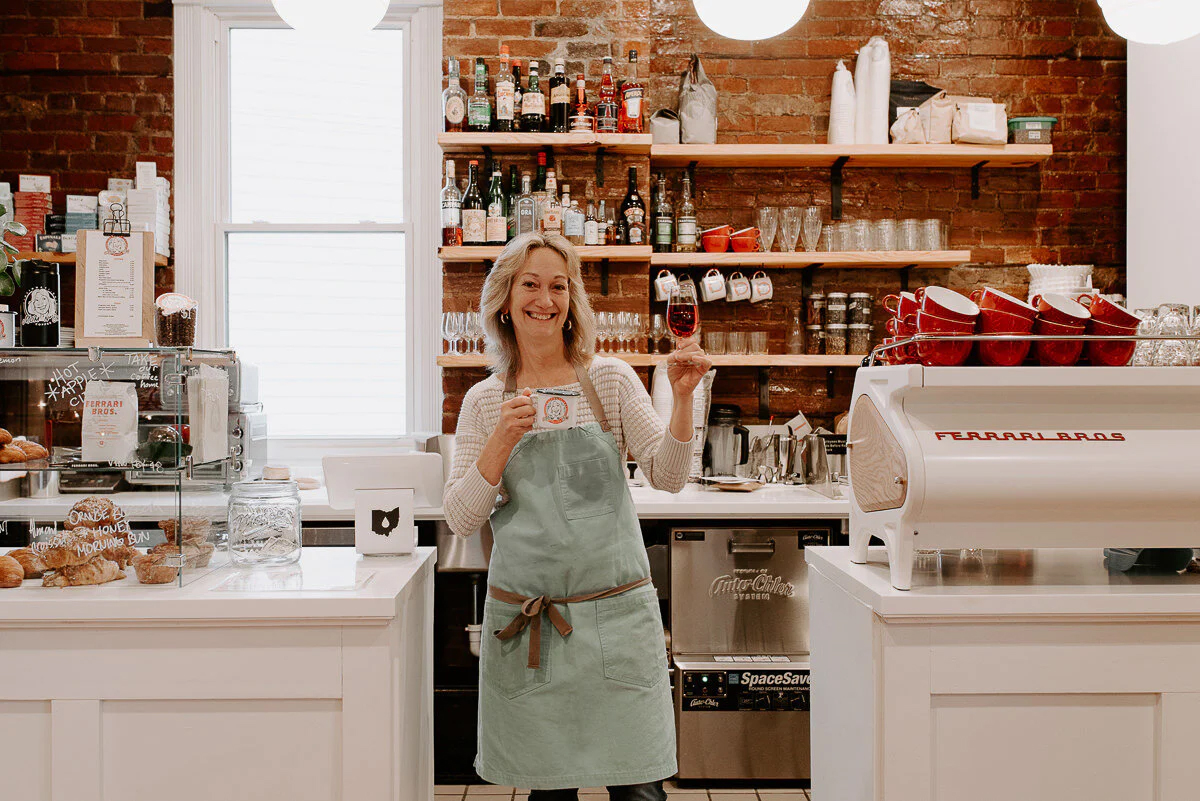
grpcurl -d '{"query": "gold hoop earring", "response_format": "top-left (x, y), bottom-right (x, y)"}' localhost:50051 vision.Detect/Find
top-left (565, 318), bottom-right (573, 331)
top-left (500, 312), bottom-right (510, 324)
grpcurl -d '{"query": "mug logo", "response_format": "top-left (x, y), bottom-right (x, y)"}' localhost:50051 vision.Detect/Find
top-left (372, 507), bottom-right (400, 537)
top-left (934, 431), bottom-right (1126, 443)
top-left (542, 397), bottom-right (569, 425)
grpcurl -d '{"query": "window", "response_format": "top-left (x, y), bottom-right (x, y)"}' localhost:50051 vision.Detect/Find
top-left (174, 4), bottom-right (442, 441)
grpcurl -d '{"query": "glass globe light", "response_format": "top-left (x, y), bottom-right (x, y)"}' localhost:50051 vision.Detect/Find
top-left (1098, 0), bottom-right (1200, 45)
top-left (692, 0), bottom-right (810, 41)
top-left (271, 0), bottom-right (390, 36)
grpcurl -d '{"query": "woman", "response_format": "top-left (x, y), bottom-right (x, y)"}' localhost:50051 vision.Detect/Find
top-left (444, 233), bottom-right (712, 800)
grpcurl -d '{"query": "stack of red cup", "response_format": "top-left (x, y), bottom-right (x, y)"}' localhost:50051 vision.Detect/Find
top-left (880, 291), bottom-right (919, 364)
top-left (970, 287), bottom-right (1037, 366)
top-left (1031, 293), bottom-right (1091, 366)
top-left (912, 286), bottom-right (979, 366)
top-left (1078, 293), bottom-right (1139, 366)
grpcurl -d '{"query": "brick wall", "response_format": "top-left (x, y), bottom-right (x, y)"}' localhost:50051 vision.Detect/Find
top-left (0, 0), bottom-right (175, 303)
top-left (442, 0), bottom-right (1127, 433)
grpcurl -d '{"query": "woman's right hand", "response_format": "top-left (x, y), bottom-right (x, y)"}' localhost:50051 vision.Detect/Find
top-left (493, 388), bottom-right (536, 449)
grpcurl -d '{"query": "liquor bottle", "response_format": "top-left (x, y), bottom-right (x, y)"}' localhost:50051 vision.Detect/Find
top-left (494, 46), bottom-right (515, 133)
top-left (521, 61), bottom-right (547, 133)
top-left (675, 173), bottom-right (698, 253)
top-left (486, 162), bottom-right (507, 244)
top-left (549, 59), bottom-right (570, 133)
top-left (652, 173), bottom-right (674, 253)
top-left (562, 185), bottom-right (585, 245)
top-left (506, 164), bottom-right (521, 239)
top-left (598, 200), bottom-right (610, 245)
top-left (541, 170), bottom-right (561, 234)
top-left (461, 160), bottom-right (487, 245)
top-left (515, 172), bottom-right (537, 236)
top-left (618, 50), bottom-right (644, 134)
top-left (619, 166), bottom-right (646, 246)
top-left (442, 58), bottom-right (467, 133)
top-left (584, 201), bottom-right (599, 245)
top-left (441, 159), bottom-right (463, 247)
top-left (569, 73), bottom-right (595, 132)
top-left (511, 60), bottom-right (524, 133)
top-left (467, 58), bottom-right (492, 133)
top-left (19, 259), bottom-right (60, 347)
top-left (596, 56), bottom-right (619, 134)
top-left (533, 150), bottom-right (548, 192)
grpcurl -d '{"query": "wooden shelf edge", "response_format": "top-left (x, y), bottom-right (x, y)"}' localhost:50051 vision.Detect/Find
top-left (15, 251), bottom-right (169, 267)
top-left (438, 354), bottom-right (862, 368)
top-left (438, 133), bottom-right (653, 154)
top-left (649, 250), bottom-right (972, 268)
top-left (439, 245), bottom-right (652, 262)
top-left (649, 143), bottom-right (1052, 168)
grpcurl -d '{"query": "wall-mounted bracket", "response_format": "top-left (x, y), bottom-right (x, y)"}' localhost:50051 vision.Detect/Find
top-left (595, 147), bottom-right (606, 187)
top-left (801, 265), bottom-right (816, 298)
top-left (970, 160), bottom-right (988, 200)
top-left (687, 160), bottom-right (698, 189)
top-left (481, 146), bottom-right (494, 169)
top-left (599, 258), bottom-right (610, 296)
top-left (826, 368), bottom-right (837, 398)
top-left (899, 265), bottom-right (916, 293)
top-left (831, 156), bottom-right (849, 220)
top-left (758, 367), bottom-right (771, 419)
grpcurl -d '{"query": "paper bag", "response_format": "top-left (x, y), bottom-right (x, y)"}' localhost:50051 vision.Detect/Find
top-left (679, 55), bottom-right (717, 144)
top-left (188, 364), bottom-right (229, 464)
top-left (651, 109), bottom-right (681, 144)
top-left (953, 102), bottom-right (1007, 145)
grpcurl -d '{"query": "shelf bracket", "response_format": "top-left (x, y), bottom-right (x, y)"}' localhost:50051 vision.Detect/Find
top-left (595, 147), bottom-right (606, 187)
top-left (687, 160), bottom-right (698, 188)
top-left (970, 160), bottom-right (988, 200)
top-left (826, 368), bottom-right (837, 399)
top-left (599, 258), bottom-right (610, 296)
top-left (801, 265), bottom-right (815, 298)
top-left (830, 156), bottom-right (849, 220)
top-left (899, 265), bottom-right (916, 293)
top-left (482, 146), bottom-right (493, 167)
top-left (758, 367), bottom-right (771, 419)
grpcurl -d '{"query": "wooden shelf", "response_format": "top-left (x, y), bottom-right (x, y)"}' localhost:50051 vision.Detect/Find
top-left (649, 144), bottom-right (1053, 169)
top-left (16, 251), bottom-right (170, 268)
top-left (439, 245), bottom-right (651, 262)
top-left (437, 353), bottom-right (863, 368)
top-left (438, 133), bottom-right (653, 155)
top-left (651, 250), bottom-right (972, 268)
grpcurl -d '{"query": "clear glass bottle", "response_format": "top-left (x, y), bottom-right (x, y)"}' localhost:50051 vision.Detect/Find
top-left (540, 169), bottom-right (561, 234)
top-left (494, 46), bottom-right (514, 132)
top-left (467, 57), bottom-right (492, 133)
top-left (674, 174), bottom-right (697, 253)
top-left (442, 57), bottom-right (467, 133)
top-left (461, 160), bottom-right (486, 245)
top-left (652, 173), bottom-right (674, 253)
top-left (583, 201), bottom-right (599, 245)
top-left (598, 199), bottom-right (610, 245)
top-left (486, 161), bottom-right (507, 245)
top-left (515, 172), bottom-right (537, 237)
top-left (787, 307), bottom-right (805, 354)
top-left (441, 159), bottom-right (462, 247)
top-left (227, 474), bottom-right (302, 567)
top-left (562, 185), bottom-right (585, 244)
top-left (596, 56), bottom-right (619, 133)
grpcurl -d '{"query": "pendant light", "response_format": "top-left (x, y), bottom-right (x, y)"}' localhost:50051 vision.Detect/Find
top-left (1097, 0), bottom-right (1200, 45)
top-left (692, 0), bottom-right (810, 41)
top-left (271, 0), bottom-right (390, 35)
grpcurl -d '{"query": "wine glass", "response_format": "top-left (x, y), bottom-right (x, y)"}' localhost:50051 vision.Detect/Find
top-left (667, 284), bottom-right (700, 343)
top-left (465, 311), bottom-right (483, 353)
top-left (441, 312), bottom-right (458, 354)
top-left (780, 207), bottom-right (803, 252)
top-left (637, 313), bottom-right (649, 353)
top-left (651, 313), bottom-right (668, 354)
top-left (597, 311), bottom-right (612, 352)
top-left (757, 207), bottom-right (779, 253)
top-left (802, 207), bottom-right (823, 252)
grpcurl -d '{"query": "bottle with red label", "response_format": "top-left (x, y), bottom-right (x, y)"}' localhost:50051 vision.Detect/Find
top-left (596, 56), bottom-right (619, 134)
top-left (618, 50), bottom-right (644, 134)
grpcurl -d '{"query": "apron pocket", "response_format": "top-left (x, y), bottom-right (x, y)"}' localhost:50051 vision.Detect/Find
top-left (596, 588), bottom-right (667, 689)
top-left (557, 457), bottom-right (615, 520)
top-left (482, 599), bottom-right (551, 700)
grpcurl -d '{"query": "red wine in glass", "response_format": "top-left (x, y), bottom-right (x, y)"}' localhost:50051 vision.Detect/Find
top-left (667, 285), bottom-right (699, 340)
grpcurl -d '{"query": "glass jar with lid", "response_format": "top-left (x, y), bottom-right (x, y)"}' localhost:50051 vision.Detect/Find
top-left (227, 466), bottom-right (302, 566)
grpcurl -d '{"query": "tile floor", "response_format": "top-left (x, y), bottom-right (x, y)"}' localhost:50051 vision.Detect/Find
top-left (435, 784), bottom-right (811, 801)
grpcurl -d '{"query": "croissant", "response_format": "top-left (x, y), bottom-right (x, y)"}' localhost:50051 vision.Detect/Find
top-left (0, 428), bottom-right (11, 445)
top-left (43, 557), bottom-right (125, 587)
top-left (42, 530), bottom-right (138, 570)
top-left (11, 439), bottom-right (49, 460)
top-left (0, 556), bottom-right (22, 588)
top-left (149, 541), bottom-right (215, 568)
top-left (0, 444), bottom-right (26, 463)
top-left (8, 547), bottom-right (47, 578)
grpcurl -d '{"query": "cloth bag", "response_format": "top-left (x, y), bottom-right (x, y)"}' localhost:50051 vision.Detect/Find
top-left (827, 59), bottom-right (856, 145)
top-left (953, 102), bottom-right (1008, 145)
top-left (679, 55), bottom-right (717, 144)
top-left (650, 109), bottom-right (680, 144)
top-left (890, 108), bottom-right (927, 144)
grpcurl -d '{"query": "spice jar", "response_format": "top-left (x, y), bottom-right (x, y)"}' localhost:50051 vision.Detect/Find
top-left (805, 325), bottom-right (824, 355)
top-left (155, 293), bottom-right (198, 347)
top-left (227, 466), bottom-right (302, 567)
top-left (849, 293), bottom-right (873, 325)
top-left (825, 292), bottom-right (848, 326)
top-left (825, 323), bottom-right (847, 355)
top-left (805, 293), bottom-right (826, 327)
top-left (849, 323), bottom-right (872, 355)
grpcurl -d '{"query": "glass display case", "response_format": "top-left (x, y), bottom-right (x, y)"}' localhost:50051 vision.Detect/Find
top-left (0, 347), bottom-right (261, 589)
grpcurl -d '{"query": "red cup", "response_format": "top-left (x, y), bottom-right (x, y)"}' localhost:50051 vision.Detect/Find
top-left (886, 315), bottom-right (918, 362)
top-left (915, 285), bottom-right (979, 324)
top-left (701, 232), bottom-right (731, 253)
top-left (882, 291), bottom-right (919, 321)
top-left (970, 287), bottom-right (1037, 320)
top-left (1033, 317), bottom-right (1085, 366)
top-left (1077, 293), bottom-right (1139, 329)
top-left (880, 336), bottom-right (917, 365)
top-left (916, 310), bottom-right (974, 366)
top-left (1087, 318), bottom-right (1137, 367)
top-left (977, 307), bottom-right (1034, 367)
top-left (1031, 293), bottom-right (1091, 326)
top-left (731, 227), bottom-right (761, 253)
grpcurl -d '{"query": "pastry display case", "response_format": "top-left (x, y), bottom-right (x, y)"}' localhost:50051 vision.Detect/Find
top-left (0, 347), bottom-right (252, 589)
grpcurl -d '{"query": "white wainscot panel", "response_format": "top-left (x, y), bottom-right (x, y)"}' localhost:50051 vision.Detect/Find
top-left (0, 701), bottom-right (52, 801)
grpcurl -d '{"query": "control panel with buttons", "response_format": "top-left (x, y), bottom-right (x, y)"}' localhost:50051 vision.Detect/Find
top-left (680, 668), bottom-right (810, 712)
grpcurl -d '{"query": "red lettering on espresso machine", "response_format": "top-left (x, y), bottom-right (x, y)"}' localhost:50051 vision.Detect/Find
top-left (933, 431), bottom-right (1127, 442)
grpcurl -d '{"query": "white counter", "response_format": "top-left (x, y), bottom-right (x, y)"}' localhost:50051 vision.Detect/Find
top-left (807, 546), bottom-right (1200, 801)
top-left (0, 548), bottom-right (436, 801)
top-left (0, 482), bottom-right (849, 523)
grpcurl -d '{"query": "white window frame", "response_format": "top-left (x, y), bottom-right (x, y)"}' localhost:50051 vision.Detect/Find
top-left (172, 0), bottom-right (443, 443)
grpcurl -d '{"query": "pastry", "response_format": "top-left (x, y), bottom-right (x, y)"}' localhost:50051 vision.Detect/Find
top-left (149, 540), bottom-right (216, 568)
top-left (0, 428), bottom-right (11, 445)
top-left (11, 439), bottom-right (49, 460)
top-left (41, 529), bottom-right (137, 570)
top-left (43, 557), bottom-right (125, 588)
top-left (132, 552), bottom-right (178, 585)
top-left (8, 547), bottom-right (47, 579)
top-left (158, 516), bottom-right (212, 546)
top-left (0, 444), bottom-right (27, 463)
top-left (0, 555), bottom-right (23, 588)
top-left (65, 496), bottom-right (121, 531)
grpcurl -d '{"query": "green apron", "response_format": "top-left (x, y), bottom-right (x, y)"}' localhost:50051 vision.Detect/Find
top-left (475, 365), bottom-right (677, 790)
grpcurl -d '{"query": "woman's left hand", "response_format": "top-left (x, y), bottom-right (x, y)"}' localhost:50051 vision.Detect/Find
top-left (667, 336), bottom-right (713, 397)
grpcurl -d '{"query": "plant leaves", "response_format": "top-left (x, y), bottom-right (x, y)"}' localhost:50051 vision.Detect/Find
top-left (0, 273), bottom-right (15, 297)
top-left (11, 260), bottom-right (21, 285)
top-left (0, 240), bottom-right (16, 257)
top-left (3, 220), bottom-right (28, 237)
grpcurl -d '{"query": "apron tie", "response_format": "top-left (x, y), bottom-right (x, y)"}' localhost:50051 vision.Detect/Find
top-left (490, 577), bottom-right (653, 670)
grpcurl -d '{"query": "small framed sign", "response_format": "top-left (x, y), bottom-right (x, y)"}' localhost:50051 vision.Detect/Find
top-left (74, 229), bottom-right (155, 347)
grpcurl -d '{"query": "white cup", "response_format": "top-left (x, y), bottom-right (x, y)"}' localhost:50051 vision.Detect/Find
top-left (654, 269), bottom-right (679, 302)
top-left (725, 271), bottom-right (751, 303)
top-left (534, 389), bottom-right (579, 431)
top-left (750, 271), bottom-right (773, 303)
top-left (700, 269), bottom-right (727, 302)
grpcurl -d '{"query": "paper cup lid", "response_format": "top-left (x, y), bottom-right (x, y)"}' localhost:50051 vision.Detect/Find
top-left (155, 293), bottom-right (196, 313)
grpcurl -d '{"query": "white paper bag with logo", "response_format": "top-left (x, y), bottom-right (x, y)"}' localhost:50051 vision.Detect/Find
top-left (725, 271), bottom-right (751, 303)
top-left (750, 271), bottom-right (774, 304)
top-left (187, 363), bottom-right (229, 464)
top-left (355, 487), bottom-right (415, 556)
top-left (654, 269), bottom-right (679, 302)
top-left (81, 380), bottom-right (138, 464)
top-left (699, 268), bottom-right (726, 302)
top-left (952, 102), bottom-right (1007, 145)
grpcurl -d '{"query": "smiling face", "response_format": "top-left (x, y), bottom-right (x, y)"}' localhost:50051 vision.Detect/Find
top-left (505, 246), bottom-right (572, 352)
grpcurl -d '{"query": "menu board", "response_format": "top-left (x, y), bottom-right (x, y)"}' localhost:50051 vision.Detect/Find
top-left (74, 230), bottom-right (155, 347)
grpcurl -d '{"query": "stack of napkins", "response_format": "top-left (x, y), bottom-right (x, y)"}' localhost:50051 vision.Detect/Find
top-left (125, 162), bottom-right (170, 258)
top-left (65, 195), bottom-right (98, 234)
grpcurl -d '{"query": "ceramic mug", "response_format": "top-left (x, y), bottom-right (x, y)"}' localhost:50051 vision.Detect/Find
top-left (1076, 293), bottom-right (1139, 329)
top-left (749, 271), bottom-right (773, 303)
top-left (977, 307), bottom-right (1034, 367)
top-left (731, 227), bottom-right (761, 253)
top-left (970, 287), bottom-right (1037, 320)
top-left (915, 285), bottom-right (979, 324)
top-left (880, 336), bottom-right (917, 365)
top-left (725, 271), bottom-right (752, 302)
top-left (534, 389), bottom-right (579, 430)
top-left (1087, 318), bottom-right (1138, 367)
top-left (882, 291), bottom-right (919, 321)
top-left (915, 309), bottom-right (974, 366)
top-left (1031, 293), bottom-right (1091, 327)
top-left (700, 268), bottom-right (727, 302)
top-left (653, 269), bottom-right (679, 302)
top-left (885, 315), bottom-right (919, 363)
top-left (1033, 317), bottom-right (1085, 366)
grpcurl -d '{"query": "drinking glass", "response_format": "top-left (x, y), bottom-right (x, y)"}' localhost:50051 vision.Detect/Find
top-left (726, 331), bottom-right (748, 355)
top-left (757, 207), bottom-right (779, 253)
top-left (703, 330), bottom-right (727, 355)
top-left (441, 312), bottom-right (464, 354)
top-left (596, 311), bottom-right (611, 352)
top-left (780, 207), bottom-right (803, 252)
top-left (801, 207), bottom-right (823, 252)
top-left (830, 222), bottom-right (848, 252)
top-left (899, 218), bottom-right (921, 251)
top-left (465, 311), bottom-right (483, 353)
top-left (667, 284), bottom-right (700, 342)
top-left (1131, 308), bottom-right (1159, 367)
top-left (849, 220), bottom-right (871, 252)
top-left (749, 331), bottom-right (769, 354)
top-left (819, 225), bottom-right (833, 252)
top-left (650, 313), bottom-right (668, 354)
top-left (872, 218), bottom-right (897, 251)
top-left (441, 312), bottom-right (455, 354)
top-left (920, 219), bottom-right (943, 252)
top-left (1154, 304), bottom-right (1191, 366)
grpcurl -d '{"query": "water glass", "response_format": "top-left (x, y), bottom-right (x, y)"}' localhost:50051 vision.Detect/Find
top-left (819, 225), bottom-right (833, 252)
top-left (1131, 309), bottom-right (1159, 367)
top-left (1154, 304), bottom-right (1192, 366)
top-left (921, 219), bottom-right (944, 251)
top-left (801, 207), bottom-right (823, 252)
top-left (899, 218), bottom-right (921, 251)
top-left (849, 220), bottom-right (871, 252)
top-left (441, 311), bottom-right (465, 354)
top-left (780, 207), bottom-right (803, 252)
top-left (749, 331), bottom-right (769, 354)
top-left (830, 222), bottom-right (849, 252)
top-left (872, 219), bottom-right (897, 251)
top-left (757, 207), bottom-right (779, 253)
top-left (727, 331), bottom-right (748, 355)
top-left (703, 330), bottom-right (727, 355)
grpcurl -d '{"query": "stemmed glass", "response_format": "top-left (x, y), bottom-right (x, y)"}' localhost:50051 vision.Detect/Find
top-left (465, 311), bottom-right (483, 353)
top-left (667, 284), bottom-right (700, 343)
top-left (597, 311), bottom-right (613, 353)
top-left (801, 207), bottom-right (823, 252)
top-left (780, 207), bottom-right (803, 252)
top-left (651, 313), bottom-right (668, 354)
top-left (441, 312), bottom-right (463, 354)
top-left (757, 207), bottom-right (779, 253)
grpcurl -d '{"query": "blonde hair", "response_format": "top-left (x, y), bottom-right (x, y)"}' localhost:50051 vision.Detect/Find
top-left (481, 233), bottom-right (596, 378)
